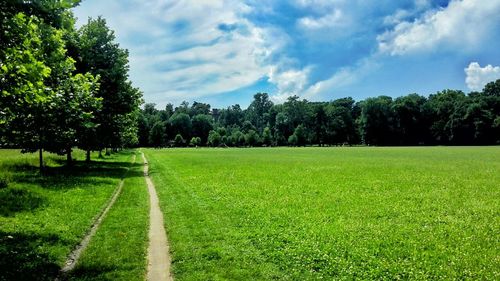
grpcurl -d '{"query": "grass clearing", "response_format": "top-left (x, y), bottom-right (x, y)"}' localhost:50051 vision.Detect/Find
top-left (0, 149), bottom-right (135, 281)
top-left (68, 151), bottom-right (149, 281)
top-left (145, 147), bottom-right (500, 280)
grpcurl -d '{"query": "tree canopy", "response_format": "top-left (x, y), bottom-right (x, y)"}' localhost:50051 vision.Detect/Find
top-left (0, 0), bottom-right (142, 170)
top-left (138, 84), bottom-right (500, 148)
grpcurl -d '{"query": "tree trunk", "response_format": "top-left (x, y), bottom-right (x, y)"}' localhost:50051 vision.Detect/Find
top-left (66, 148), bottom-right (73, 166)
top-left (39, 148), bottom-right (43, 173)
top-left (86, 149), bottom-right (91, 163)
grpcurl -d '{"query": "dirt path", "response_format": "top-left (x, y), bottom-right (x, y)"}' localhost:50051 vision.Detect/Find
top-left (142, 152), bottom-right (173, 281)
top-left (56, 154), bottom-right (136, 280)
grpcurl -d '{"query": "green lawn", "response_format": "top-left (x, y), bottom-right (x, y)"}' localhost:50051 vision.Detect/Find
top-left (68, 151), bottom-right (149, 281)
top-left (0, 149), bottom-right (138, 281)
top-left (145, 147), bottom-right (500, 280)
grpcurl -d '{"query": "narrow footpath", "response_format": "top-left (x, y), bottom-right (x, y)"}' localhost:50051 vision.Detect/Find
top-left (142, 152), bottom-right (173, 281)
top-left (57, 154), bottom-right (136, 280)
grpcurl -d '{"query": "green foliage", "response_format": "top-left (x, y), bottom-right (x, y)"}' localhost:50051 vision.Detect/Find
top-left (245, 130), bottom-right (259, 147)
top-left (168, 113), bottom-right (192, 140)
top-left (149, 121), bottom-right (166, 147)
top-left (191, 114), bottom-right (213, 144)
top-left (189, 137), bottom-right (201, 147)
top-left (174, 134), bottom-right (185, 147)
top-left (207, 130), bottom-right (221, 147)
top-left (262, 127), bottom-right (273, 146)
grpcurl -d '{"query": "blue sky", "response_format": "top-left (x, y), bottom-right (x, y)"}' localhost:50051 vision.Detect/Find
top-left (73, 0), bottom-right (500, 108)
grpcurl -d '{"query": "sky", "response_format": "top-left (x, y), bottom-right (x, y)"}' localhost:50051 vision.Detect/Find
top-left (73, 0), bottom-right (500, 108)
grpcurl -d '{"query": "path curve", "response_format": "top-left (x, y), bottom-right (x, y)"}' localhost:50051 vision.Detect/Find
top-left (142, 152), bottom-right (173, 281)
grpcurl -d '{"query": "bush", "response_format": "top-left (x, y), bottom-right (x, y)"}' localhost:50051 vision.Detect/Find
top-left (174, 134), bottom-right (185, 147)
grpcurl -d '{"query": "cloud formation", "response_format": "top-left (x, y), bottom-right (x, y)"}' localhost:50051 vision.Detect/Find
top-left (74, 0), bottom-right (500, 107)
top-left (378, 0), bottom-right (500, 55)
top-left (464, 62), bottom-right (500, 91)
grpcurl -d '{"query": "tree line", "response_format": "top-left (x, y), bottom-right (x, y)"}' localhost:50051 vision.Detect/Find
top-left (0, 0), bottom-right (142, 170)
top-left (139, 80), bottom-right (500, 148)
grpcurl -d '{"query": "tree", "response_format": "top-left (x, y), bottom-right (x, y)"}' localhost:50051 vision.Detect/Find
top-left (149, 121), bottom-right (166, 147)
top-left (207, 130), bottom-right (221, 147)
top-left (262, 127), bottom-right (273, 146)
top-left (191, 114), bottom-right (213, 144)
top-left (359, 96), bottom-right (396, 145)
top-left (425, 90), bottom-right (467, 144)
top-left (174, 134), bottom-right (185, 147)
top-left (392, 94), bottom-right (428, 145)
top-left (245, 130), bottom-right (259, 147)
top-left (75, 17), bottom-right (142, 155)
top-left (189, 136), bottom-right (201, 147)
top-left (168, 113), bottom-right (191, 141)
top-left (246, 93), bottom-right (273, 132)
top-left (292, 124), bottom-right (307, 146)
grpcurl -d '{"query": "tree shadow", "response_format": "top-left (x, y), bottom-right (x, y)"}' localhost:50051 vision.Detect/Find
top-left (0, 231), bottom-right (63, 281)
top-left (66, 264), bottom-right (136, 281)
top-left (0, 188), bottom-right (45, 217)
top-left (6, 159), bottom-right (144, 192)
top-left (0, 153), bottom-right (145, 280)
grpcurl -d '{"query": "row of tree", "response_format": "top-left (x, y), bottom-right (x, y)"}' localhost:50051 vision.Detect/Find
top-left (139, 80), bottom-right (500, 147)
top-left (0, 0), bottom-right (142, 170)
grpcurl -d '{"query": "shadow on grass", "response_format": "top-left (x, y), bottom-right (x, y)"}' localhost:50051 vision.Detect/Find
top-left (0, 188), bottom-right (45, 217)
top-left (0, 153), bottom-right (145, 280)
top-left (67, 264), bottom-right (135, 281)
top-left (6, 159), bottom-right (144, 191)
top-left (0, 231), bottom-right (63, 281)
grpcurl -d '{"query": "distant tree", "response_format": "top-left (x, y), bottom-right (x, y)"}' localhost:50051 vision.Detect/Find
top-left (191, 114), bottom-right (213, 144)
top-left (149, 121), bottom-right (166, 147)
top-left (174, 134), bottom-right (185, 147)
top-left (425, 90), bottom-right (467, 144)
top-left (293, 124), bottom-right (307, 146)
top-left (359, 96), bottom-right (396, 145)
top-left (262, 127), bottom-right (273, 146)
top-left (189, 136), bottom-right (201, 147)
top-left (168, 113), bottom-right (191, 140)
top-left (207, 130), bottom-right (221, 147)
top-left (190, 101), bottom-right (211, 116)
top-left (245, 130), bottom-right (259, 147)
top-left (246, 93), bottom-right (273, 132)
top-left (242, 120), bottom-right (256, 133)
top-left (392, 94), bottom-right (428, 145)
top-left (288, 134), bottom-right (298, 146)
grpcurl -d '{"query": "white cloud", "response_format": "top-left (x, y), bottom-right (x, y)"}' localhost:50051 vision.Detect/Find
top-left (268, 66), bottom-right (311, 103)
top-left (378, 0), bottom-right (500, 55)
top-left (302, 58), bottom-right (378, 100)
top-left (298, 9), bottom-right (344, 29)
top-left (75, 0), bottom-right (288, 106)
top-left (464, 62), bottom-right (500, 91)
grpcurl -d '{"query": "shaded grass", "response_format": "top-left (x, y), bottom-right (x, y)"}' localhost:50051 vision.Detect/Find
top-left (68, 151), bottom-right (149, 281)
top-left (0, 149), bottom-right (137, 281)
top-left (145, 146), bottom-right (500, 280)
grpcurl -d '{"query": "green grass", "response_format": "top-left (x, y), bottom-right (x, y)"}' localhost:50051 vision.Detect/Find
top-left (0, 149), bottom-right (136, 281)
top-left (145, 147), bottom-right (500, 280)
top-left (68, 151), bottom-right (149, 281)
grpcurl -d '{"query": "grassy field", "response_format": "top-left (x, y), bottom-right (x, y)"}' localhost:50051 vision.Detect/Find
top-left (145, 147), bottom-right (500, 280)
top-left (67, 151), bottom-right (149, 281)
top-left (0, 149), bottom-right (141, 281)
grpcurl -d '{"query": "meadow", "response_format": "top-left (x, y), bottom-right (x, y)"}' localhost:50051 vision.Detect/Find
top-left (145, 147), bottom-right (500, 280)
top-left (0, 149), bottom-right (147, 281)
